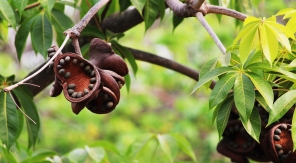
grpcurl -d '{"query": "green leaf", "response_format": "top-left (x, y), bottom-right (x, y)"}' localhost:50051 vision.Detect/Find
top-left (216, 97), bottom-right (233, 139)
top-left (21, 149), bottom-right (56, 163)
top-left (265, 23), bottom-right (291, 52)
top-left (199, 58), bottom-right (218, 89)
top-left (31, 13), bottom-right (53, 57)
top-left (85, 146), bottom-right (105, 162)
top-left (239, 23), bottom-right (259, 66)
top-left (255, 92), bottom-right (271, 112)
top-left (234, 73), bottom-right (255, 122)
top-left (39, 0), bottom-right (55, 18)
top-left (13, 0), bottom-right (28, 17)
top-left (67, 148), bottom-right (88, 163)
top-left (233, 21), bottom-right (259, 45)
top-left (90, 140), bottom-right (121, 155)
top-left (143, 0), bottom-right (159, 30)
top-left (209, 0), bottom-right (219, 5)
top-left (0, 0), bottom-right (17, 28)
top-left (260, 24), bottom-right (278, 64)
top-left (110, 41), bottom-right (138, 75)
top-left (1, 146), bottom-right (18, 163)
top-left (50, 9), bottom-right (73, 32)
top-left (292, 110), bottom-right (296, 151)
top-left (15, 14), bottom-right (38, 61)
top-left (241, 106), bottom-right (261, 142)
top-left (157, 134), bottom-right (173, 163)
top-left (286, 14), bottom-right (296, 32)
top-left (12, 86), bottom-right (40, 149)
top-left (158, 1), bottom-right (165, 20)
top-left (191, 67), bottom-right (236, 94)
top-left (172, 15), bottom-right (184, 31)
top-left (169, 133), bottom-right (197, 162)
top-left (80, 25), bottom-right (105, 39)
top-left (130, 0), bottom-right (146, 13)
top-left (0, 92), bottom-right (18, 149)
top-left (124, 134), bottom-right (155, 158)
top-left (119, 0), bottom-right (132, 12)
top-left (268, 90), bottom-right (296, 126)
top-left (124, 74), bottom-right (131, 93)
top-left (246, 72), bottom-right (273, 109)
top-left (209, 73), bottom-right (237, 109)
top-left (212, 104), bottom-right (221, 124)
top-left (15, 109), bottom-right (24, 140)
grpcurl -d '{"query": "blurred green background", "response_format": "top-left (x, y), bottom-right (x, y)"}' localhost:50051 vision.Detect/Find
top-left (0, 1), bottom-right (295, 162)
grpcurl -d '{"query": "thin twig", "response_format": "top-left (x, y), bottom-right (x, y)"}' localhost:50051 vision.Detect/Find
top-left (4, 34), bottom-right (71, 92)
top-left (72, 38), bottom-right (82, 56)
top-left (206, 4), bottom-right (247, 21)
top-left (24, 2), bottom-right (41, 11)
top-left (65, 0), bottom-right (110, 38)
top-left (195, 12), bottom-right (226, 54)
top-left (9, 92), bottom-right (36, 124)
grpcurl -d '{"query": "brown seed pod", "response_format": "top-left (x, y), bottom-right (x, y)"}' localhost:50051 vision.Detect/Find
top-left (53, 52), bottom-right (101, 103)
top-left (222, 120), bottom-right (256, 153)
top-left (262, 123), bottom-right (296, 163)
top-left (89, 38), bottom-right (129, 76)
top-left (217, 141), bottom-right (249, 163)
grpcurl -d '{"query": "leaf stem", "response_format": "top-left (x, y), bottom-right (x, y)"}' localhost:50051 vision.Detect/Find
top-left (195, 12), bottom-right (226, 55)
top-left (4, 34), bottom-right (70, 92)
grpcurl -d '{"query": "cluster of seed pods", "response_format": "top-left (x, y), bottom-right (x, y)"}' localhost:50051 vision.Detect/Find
top-left (217, 103), bottom-right (296, 163)
top-left (48, 38), bottom-right (128, 114)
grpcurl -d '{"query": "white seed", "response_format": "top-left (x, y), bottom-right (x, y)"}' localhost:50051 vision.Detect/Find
top-left (65, 56), bottom-right (71, 62)
top-left (79, 62), bottom-right (85, 67)
top-left (57, 65), bottom-right (62, 69)
top-left (71, 92), bottom-right (77, 98)
top-left (88, 84), bottom-right (94, 90)
top-left (48, 52), bottom-right (55, 57)
top-left (103, 94), bottom-right (108, 100)
top-left (77, 92), bottom-right (83, 98)
top-left (90, 78), bottom-right (96, 83)
top-left (68, 89), bottom-right (74, 94)
top-left (84, 89), bottom-right (89, 95)
top-left (47, 48), bottom-right (55, 53)
top-left (90, 70), bottom-right (95, 77)
top-left (84, 66), bottom-right (90, 71)
top-left (68, 84), bottom-right (76, 89)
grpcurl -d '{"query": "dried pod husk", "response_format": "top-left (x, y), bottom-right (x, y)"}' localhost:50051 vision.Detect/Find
top-left (222, 120), bottom-right (256, 153)
top-left (262, 123), bottom-right (296, 163)
top-left (89, 38), bottom-right (128, 76)
top-left (99, 69), bottom-right (121, 101)
top-left (217, 140), bottom-right (249, 163)
top-left (86, 86), bottom-right (118, 114)
top-left (247, 143), bottom-right (270, 162)
top-left (49, 76), bottom-right (63, 97)
top-left (53, 52), bottom-right (101, 103)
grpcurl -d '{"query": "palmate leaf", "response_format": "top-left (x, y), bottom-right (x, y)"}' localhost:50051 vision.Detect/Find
top-left (15, 14), bottom-right (38, 61)
top-left (200, 58), bottom-right (218, 89)
top-left (241, 106), bottom-right (261, 142)
top-left (12, 86), bottom-right (40, 149)
top-left (216, 97), bottom-right (233, 139)
top-left (191, 67), bottom-right (236, 94)
top-left (260, 24), bottom-right (278, 64)
top-left (0, 0), bottom-right (17, 29)
top-left (31, 13), bottom-right (53, 57)
top-left (143, 0), bottom-right (159, 30)
top-left (292, 110), bottom-right (296, 151)
top-left (255, 92), bottom-right (271, 112)
top-left (234, 73), bottom-right (255, 123)
top-left (172, 14), bottom-right (184, 31)
top-left (268, 90), bottom-right (296, 126)
top-left (0, 92), bottom-right (19, 150)
top-left (246, 72), bottom-right (273, 109)
top-left (21, 149), bottom-right (56, 163)
top-left (209, 73), bottom-right (237, 109)
top-left (13, 0), bottom-right (28, 17)
top-left (39, 0), bottom-right (55, 19)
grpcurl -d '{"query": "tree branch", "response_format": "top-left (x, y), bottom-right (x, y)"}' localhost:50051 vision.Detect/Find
top-left (165, 0), bottom-right (247, 20)
top-left (195, 12), bottom-right (226, 54)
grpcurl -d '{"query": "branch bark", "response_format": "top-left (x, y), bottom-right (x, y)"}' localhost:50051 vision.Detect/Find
top-left (165, 0), bottom-right (247, 20)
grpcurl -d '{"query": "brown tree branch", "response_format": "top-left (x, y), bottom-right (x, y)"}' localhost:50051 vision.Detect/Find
top-left (165, 0), bottom-right (247, 20)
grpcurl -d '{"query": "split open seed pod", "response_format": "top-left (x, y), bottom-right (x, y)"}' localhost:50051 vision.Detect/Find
top-left (262, 123), bottom-right (296, 163)
top-left (222, 120), bottom-right (256, 153)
